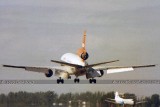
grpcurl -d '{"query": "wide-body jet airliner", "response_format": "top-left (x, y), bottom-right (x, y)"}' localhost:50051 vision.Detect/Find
top-left (3, 31), bottom-right (156, 83)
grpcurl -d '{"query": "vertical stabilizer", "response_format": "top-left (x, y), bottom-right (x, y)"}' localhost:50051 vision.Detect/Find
top-left (115, 92), bottom-right (120, 99)
top-left (77, 31), bottom-right (89, 60)
top-left (82, 30), bottom-right (86, 49)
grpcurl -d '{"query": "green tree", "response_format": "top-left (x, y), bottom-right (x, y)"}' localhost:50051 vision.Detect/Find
top-left (145, 97), bottom-right (151, 107)
top-left (44, 91), bottom-right (58, 106)
top-left (0, 94), bottom-right (7, 106)
top-left (151, 94), bottom-right (159, 107)
top-left (101, 91), bottom-right (114, 107)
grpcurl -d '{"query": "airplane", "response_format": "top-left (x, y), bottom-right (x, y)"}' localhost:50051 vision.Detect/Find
top-left (3, 31), bottom-right (156, 84)
top-left (105, 92), bottom-right (147, 107)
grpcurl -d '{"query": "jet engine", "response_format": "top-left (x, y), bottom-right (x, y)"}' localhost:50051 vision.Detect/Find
top-left (45, 69), bottom-right (53, 77)
top-left (97, 70), bottom-right (104, 77)
top-left (86, 68), bottom-right (101, 79)
top-left (77, 47), bottom-right (89, 60)
top-left (81, 52), bottom-right (89, 60)
top-left (77, 31), bottom-right (89, 60)
top-left (86, 72), bottom-right (91, 79)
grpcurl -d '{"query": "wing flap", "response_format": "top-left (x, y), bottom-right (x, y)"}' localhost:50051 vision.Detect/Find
top-left (94, 64), bottom-right (156, 74)
top-left (3, 65), bottom-right (49, 73)
top-left (107, 67), bottom-right (134, 74)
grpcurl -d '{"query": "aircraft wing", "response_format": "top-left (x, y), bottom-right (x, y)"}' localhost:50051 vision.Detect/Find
top-left (136, 101), bottom-right (148, 104)
top-left (3, 64), bottom-right (67, 74)
top-left (94, 64), bottom-right (156, 74)
top-left (106, 98), bottom-right (115, 101)
top-left (105, 99), bottom-right (117, 104)
top-left (85, 60), bottom-right (119, 67)
top-left (51, 60), bottom-right (82, 67)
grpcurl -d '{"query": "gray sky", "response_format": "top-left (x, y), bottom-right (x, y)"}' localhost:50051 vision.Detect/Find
top-left (0, 0), bottom-right (160, 96)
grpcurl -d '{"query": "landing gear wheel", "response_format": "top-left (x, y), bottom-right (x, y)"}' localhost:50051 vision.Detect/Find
top-left (57, 78), bottom-right (64, 84)
top-left (74, 78), bottom-right (80, 83)
top-left (89, 79), bottom-right (96, 84)
top-left (68, 76), bottom-right (71, 79)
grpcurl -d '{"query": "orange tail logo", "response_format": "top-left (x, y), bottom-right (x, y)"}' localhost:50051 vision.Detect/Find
top-left (77, 31), bottom-right (89, 60)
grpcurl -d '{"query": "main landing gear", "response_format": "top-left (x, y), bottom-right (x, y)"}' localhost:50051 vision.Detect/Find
top-left (74, 78), bottom-right (97, 84)
top-left (56, 78), bottom-right (97, 84)
top-left (68, 76), bottom-right (71, 79)
top-left (57, 75), bottom-right (71, 84)
top-left (57, 77), bottom-right (64, 84)
top-left (74, 78), bottom-right (80, 83)
top-left (89, 78), bottom-right (96, 84)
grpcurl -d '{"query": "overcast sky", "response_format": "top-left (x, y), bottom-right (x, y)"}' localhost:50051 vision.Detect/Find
top-left (0, 0), bottom-right (160, 96)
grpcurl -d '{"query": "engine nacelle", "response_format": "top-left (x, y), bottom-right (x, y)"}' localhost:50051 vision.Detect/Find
top-left (77, 31), bottom-right (89, 60)
top-left (77, 48), bottom-right (89, 60)
top-left (97, 70), bottom-right (104, 77)
top-left (86, 68), bottom-right (102, 79)
top-left (45, 69), bottom-right (53, 77)
top-left (81, 52), bottom-right (89, 60)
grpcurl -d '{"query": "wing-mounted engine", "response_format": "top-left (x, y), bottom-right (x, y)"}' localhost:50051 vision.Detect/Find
top-left (86, 68), bottom-right (101, 79)
top-left (45, 69), bottom-right (53, 77)
top-left (97, 70), bottom-right (104, 77)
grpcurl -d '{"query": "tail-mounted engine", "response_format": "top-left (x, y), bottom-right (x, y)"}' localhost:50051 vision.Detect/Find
top-left (80, 52), bottom-right (89, 60)
top-left (77, 49), bottom-right (89, 60)
top-left (45, 69), bottom-right (53, 77)
top-left (77, 31), bottom-right (89, 60)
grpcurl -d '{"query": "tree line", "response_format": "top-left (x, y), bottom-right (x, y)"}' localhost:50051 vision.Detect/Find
top-left (0, 91), bottom-right (159, 107)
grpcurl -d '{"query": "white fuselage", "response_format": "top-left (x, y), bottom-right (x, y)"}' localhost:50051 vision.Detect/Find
top-left (115, 94), bottom-right (134, 105)
top-left (61, 53), bottom-right (86, 66)
top-left (56, 53), bottom-right (87, 78)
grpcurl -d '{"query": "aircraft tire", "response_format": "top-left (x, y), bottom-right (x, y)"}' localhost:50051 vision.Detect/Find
top-left (57, 78), bottom-right (64, 84)
top-left (74, 78), bottom-right (80, 83)
top-left (89, 79), bottom-right (96, 84)
top-left (68, 76), bottom-right (71, 79)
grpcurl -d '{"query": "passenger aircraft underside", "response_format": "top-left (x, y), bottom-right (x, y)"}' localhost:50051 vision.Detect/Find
top-left (3, 31), bottom-right (156, 84)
